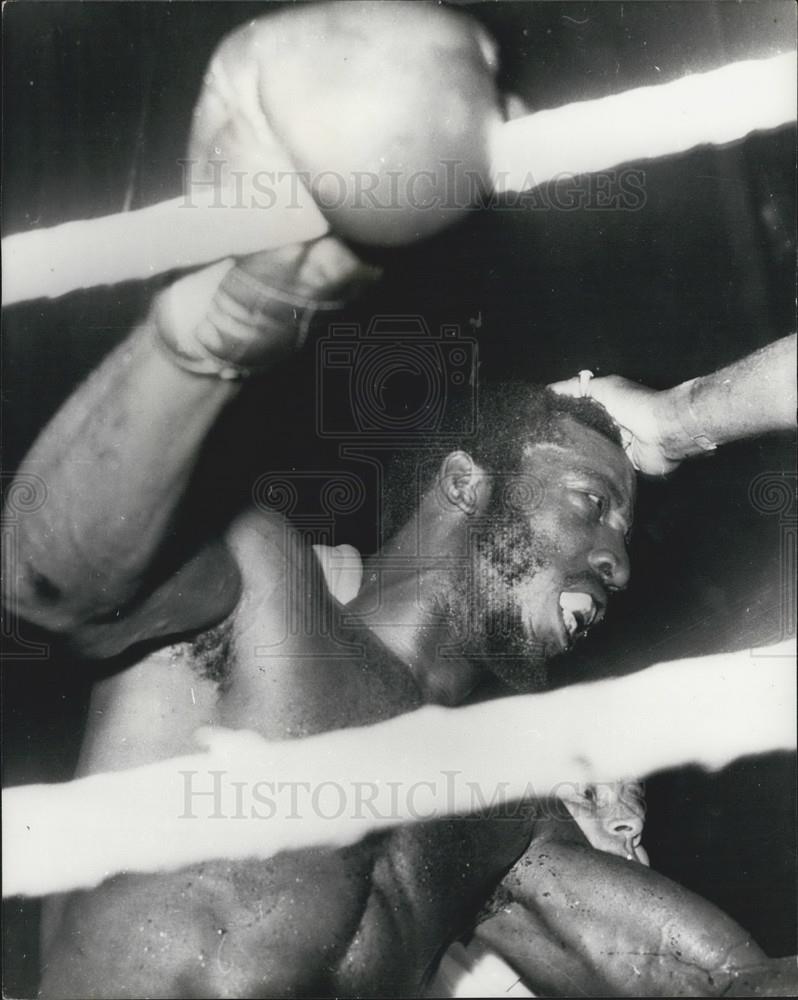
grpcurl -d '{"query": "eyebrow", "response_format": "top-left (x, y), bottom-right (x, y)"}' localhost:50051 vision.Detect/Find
top-left (567, 463), bottom-right (635, 522)
top-left (527, 442), bottom-right (635, 522)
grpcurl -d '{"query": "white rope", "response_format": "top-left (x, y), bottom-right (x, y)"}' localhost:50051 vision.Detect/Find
top-left (1, 184), bottom-right (328, 308)
top-left (3, 641), bottom-right (794, 898)
top-left (491, 52), bottom-right (797, 193)
top-left (2, 53), bottom-right (795, 307)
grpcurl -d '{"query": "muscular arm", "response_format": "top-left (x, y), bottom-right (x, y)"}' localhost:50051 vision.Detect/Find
top-left (476, 821), bottom-right (795, 997)
top-left (3, 301), bottom-right (241, 637)
top-left (5, 0), bottom-right (402, 652)
top-left (3, 236), bottom-right (372, 653)
top-left (658, 333), bottom-right (797, 458)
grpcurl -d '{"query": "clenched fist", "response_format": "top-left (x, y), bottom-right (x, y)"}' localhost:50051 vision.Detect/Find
top-left (186, 0), bottom-right (505, 246)
top-left (156, 2), bottom-right (507, 378)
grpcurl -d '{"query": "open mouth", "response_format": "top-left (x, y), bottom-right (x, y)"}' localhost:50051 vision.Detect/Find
top-left (558, 591), bottom-right (601, 644)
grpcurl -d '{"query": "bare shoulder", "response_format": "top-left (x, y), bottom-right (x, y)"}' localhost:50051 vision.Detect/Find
top-left (63, 534), bottom-right (242, 661)
top-left (223, 506), bottom-right (325, 605)
top-left (225, 506), bottom-right (306, 569)
top-left (219, 506), bottom-right (334, 660)
top-left (56, 510), bottom-right (302, 663)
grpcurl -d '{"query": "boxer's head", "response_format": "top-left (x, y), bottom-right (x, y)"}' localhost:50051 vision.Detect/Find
top-left (384, 385), bottom-right (635, 690)
top-left (561, 780), bottom-right (650, 866)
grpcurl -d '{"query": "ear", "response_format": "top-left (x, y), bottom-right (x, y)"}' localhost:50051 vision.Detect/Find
top-left (438, 450), bottom-right (488, 515)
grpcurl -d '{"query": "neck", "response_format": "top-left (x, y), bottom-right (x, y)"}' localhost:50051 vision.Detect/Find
top-left (348, 504), bottom-right (483, 705)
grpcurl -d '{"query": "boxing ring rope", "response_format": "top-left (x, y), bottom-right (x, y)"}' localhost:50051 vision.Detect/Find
top-left (3, 641), bottom-right (795, 898)
top-left (491, 51), bottom-right (797, 193)
top-left (2, 47), bottom-right (796, 901)
top-left (2, 52), bottom-right (795, 307)
top-left (1, 186), bottom-right (329, 308)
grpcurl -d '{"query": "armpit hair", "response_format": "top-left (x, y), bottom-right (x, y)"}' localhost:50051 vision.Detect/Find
top-left (190, 614), bottom-right (235, 689)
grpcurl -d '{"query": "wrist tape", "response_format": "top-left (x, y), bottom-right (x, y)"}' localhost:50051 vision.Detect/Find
top-left (153, 257), bottom-right (346, 380)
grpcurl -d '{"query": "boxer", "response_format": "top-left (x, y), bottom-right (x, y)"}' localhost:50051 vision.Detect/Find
top-left (5, 4), bottom-right (793, 997)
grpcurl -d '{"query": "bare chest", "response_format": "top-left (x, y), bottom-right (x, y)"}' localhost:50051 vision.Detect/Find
top-left (52, 522), bottom-right (529, 995)
top-left (42, 807), bottom-right (531, 999)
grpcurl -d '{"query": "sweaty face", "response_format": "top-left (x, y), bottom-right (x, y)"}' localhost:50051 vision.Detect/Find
top-left (561, 780), bottom-right (650, 865)
top-left (452, 416), bottom-right (635, 691)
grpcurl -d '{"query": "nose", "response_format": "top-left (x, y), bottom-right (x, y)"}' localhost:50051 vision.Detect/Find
top-left (601, 799), bottom-right (646, 863)
top-left (588, 531), bottom-right (631, 590)
top-left (604, 811), bottom-right (644, 842)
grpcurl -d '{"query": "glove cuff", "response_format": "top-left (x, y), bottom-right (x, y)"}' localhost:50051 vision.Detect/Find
top-left (153, 258), bottom-right (352, 380)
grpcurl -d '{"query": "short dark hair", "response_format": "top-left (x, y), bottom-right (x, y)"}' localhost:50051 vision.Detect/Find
top-left (380, 383), bottom-right (623, 540)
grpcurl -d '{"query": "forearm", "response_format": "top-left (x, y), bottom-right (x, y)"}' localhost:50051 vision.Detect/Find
top-left (4, 314), bottom-right (239, 632)
top-left (477, 839), bottom-right (769, 997)
top-left (658, 333), bottom-right (797, 460)
top-left (5, 234), bottom-right (376, 635)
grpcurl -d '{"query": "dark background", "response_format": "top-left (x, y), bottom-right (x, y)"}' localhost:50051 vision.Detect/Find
top-left (2, 2), bottom-right (796, 996)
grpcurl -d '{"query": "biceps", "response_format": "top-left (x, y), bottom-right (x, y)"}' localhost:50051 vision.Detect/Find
top-left (66, 539), bottom-right (242, 659)
top-left (478, 841), bottom-right (765, 997)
